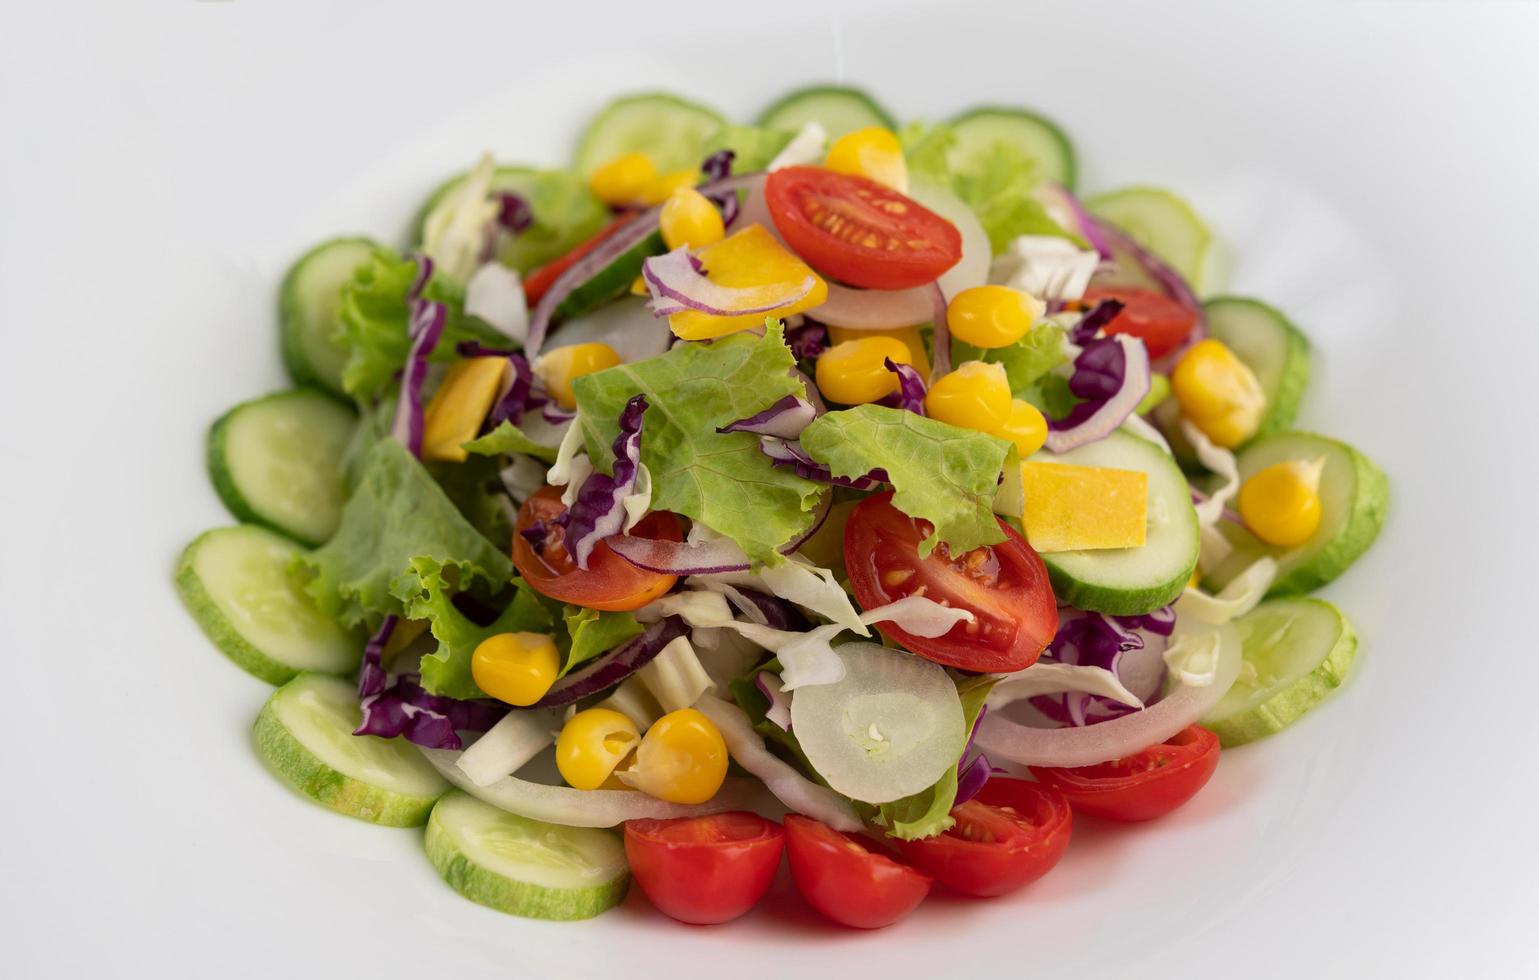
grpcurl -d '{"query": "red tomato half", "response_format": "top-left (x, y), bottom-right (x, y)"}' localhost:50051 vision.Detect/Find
top-left (522, 214), bottom-right (635, 305)
top-left (624, 813), bottom-right (785, 925)
top-left (1080, 286), bottom-right (1199, 361)
top-left (896, 778), bottom-right (1073, 897)
top-left (843, 491), bottom-right (1057, 672)
top-left (511, 485), bottom-right (680, 611)
top-left (1030, 725), bottom-right (1221, 822)
top-left (764, 166), bottom-right (962, 290)
top-left (783, 815), bottom-right (931, 929)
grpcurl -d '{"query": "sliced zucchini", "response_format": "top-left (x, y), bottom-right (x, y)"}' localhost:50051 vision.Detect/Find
top-left (1204, 297), bottom-right (1310, 439)
top-left (1201, 597), bottom-right (1357, 746)
top-left (756, 84), bottom-right (897, 141)
top-left (1086, 186), bottom-right (1217, 293)
top-left (574, 92), bottom-right (727, 178)
top-left (425, 791), bottom-right (629, 920)
top-left (947, 106), bottom-right (1077, 190)
top-left (279, 238), bottom-right (378, 396)
top-left (208, 389), bottom-right (355, 546)
top-left (254, 673), bottom-right (448, 826)
top-left (1030, 430), bottom-right (1200, 615)
top-left (1203, 432), bottom-right (1388, 596)
top-left (176, 526), bottom-right (361, 684)
top-left (410, 166), bottom-right (610, 274)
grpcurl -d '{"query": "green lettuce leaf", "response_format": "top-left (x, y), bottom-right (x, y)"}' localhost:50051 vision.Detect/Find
top-left (702, 124), bottom-right (796, 173)
top-left (393, 557), bottom-right (554, 699)
top-left (561, 606), bottom-right (644, 677)
top-left (900, 121), bottom-right (957, 185)
top-left (867, 676), bottom-right (995, 840)
top-left (425, 454), bottom-right (512, 546)
top-left (954, 321), bottom-right (1069, 398)
top-left (461, 420), bottom-right (559, 462)
top-left (298, 438), bottom-right (513, 629)
top-left (572, 321), bottom-right (824, 562)
top-left (800, 405), bottom-right (1013, 557)
top-left (953, 143), bottom-right (1079, 253)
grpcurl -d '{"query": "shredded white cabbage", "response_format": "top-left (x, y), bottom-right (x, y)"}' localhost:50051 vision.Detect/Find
top-left (698, 556), bottom-right (867, 635)
top-left (621, 463), bottom-right (652, 533)
top-left (454, 708), bottom-right (560, 787)
top-left (994, 235), bottom-right (1101, 302)
top-left (1182, 420), bottom-right (1241, 528)
top-left (637, 635), bottom-right (716, 713)
top-left (1198, 523), bottom-right (1236, 574)
top-left (422, 152), bottom-right (500, 283)
top-left (1178, 556), bottom-right (1278, 625)
top-left (595, 676), bottom-right (664, 730)
top-left (546, 420), bottom-right (587, 487)
top-left (768, 121), bottom-right (828, 171)
top-left (1122, 413), bottom-right (1173, 452)
top-left (986, 662), bottom-right (1144, 711)
top-left (634, 589), bottom-right (735, 628)
top-left (1162, 626), bottom-right (1224, 687)
top-left (559, 455), bottom-right (593, 507)
top-left (464, 262), bottom-right (528, 343)
top-left (861, 595), bottom-right (975, 637)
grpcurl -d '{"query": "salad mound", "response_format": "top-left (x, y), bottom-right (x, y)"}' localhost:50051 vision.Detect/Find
top-left (176, 84), bottom-right (1386, 928)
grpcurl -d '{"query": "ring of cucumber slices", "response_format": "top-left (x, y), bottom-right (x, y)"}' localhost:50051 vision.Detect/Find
top-left (946, 105), bottom-right (1077, 190)
top-left (756, 84), bottom-right (897, 141)
top-left (575, 92), bottom-right (727, 178)
top-left (279, 238), bottom-right (379, 396)
top-left (1203, 296), bottom-right (1311, 440)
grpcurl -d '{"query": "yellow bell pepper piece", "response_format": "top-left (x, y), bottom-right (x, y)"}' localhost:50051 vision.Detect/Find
top-left (421, 356), bottom-right (509, 463)
top-left (1021, 460), bottom-right (1148, 553)
top-left (668, 224), bottom-right (829, 340)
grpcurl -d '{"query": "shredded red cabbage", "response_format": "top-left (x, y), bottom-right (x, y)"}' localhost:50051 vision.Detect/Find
top-left (495, 191), bottom-right (534, 234)
top-left (717, 394), bottom-right (816, 439)
top-left (700, 149), bottom-right (741, 227)
top-left (879, 357), bottom-right (927, 415)
top-left (954, 752), bottom-right (994, 805)
top-left (758, 435), bottom-right (888, 490)
top-left (533, 616), bottom-right (689, 707)
top-left (354, 615), bottom-right (505, 750)
top-left (559, 394), bottom-right (647, 569)
top-left (1068, 299), bottom-right (1125, 345)
top-left (1030, 606), bottom-right (1175, 727)
top-left (786, 320), bottom-right (828, 360)
top-left (388, 295), bottom-right (447, 456)
top-left (927, 281), bottom-right (952, 382)
top-left (1043, 333), bottom-right (1150, 452)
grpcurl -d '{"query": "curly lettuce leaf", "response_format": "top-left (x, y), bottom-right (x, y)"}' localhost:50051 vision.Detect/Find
top-left (561, 606), bottom-right (644, 677)
top-left (572, 322), bottom-right (824, 562)
top-left (298, 438), bottom-right (513, 629)
top-left (954, 321), bottom-right (1068, 398)
top-left (461, 420), bottom-right (559, 462)
top-left (866, 677), bottom-right (995, 840)
top-left (900, 121), bottom-right (957, 185)
top-left (800, 405), bottom-right (1013, 557)
top-left (953, 143), bottom-right (1079, 253)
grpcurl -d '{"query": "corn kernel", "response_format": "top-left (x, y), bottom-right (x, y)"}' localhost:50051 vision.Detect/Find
top-left (815, 336), bottom-right (913, 405)
top-left (1171, 339), bottom-right (1265, 448)
top-left (924, 361), bottom-right (1012, 432)
top-left (556, 708), bottom-right (640, 791)
top-left (537, 342), bottom-right (622, 410)
top-left (824, 126), bottom-right (909, 192)
top-left (589, 152), bottom-right (659, 207)
top-left (1238, 458), bottom-right (1326, 548)
top-left (947, 285), bottom-right (1044, 349)
top-left (618, 708), bottom-right (728, 805)
top-left (639, 168), bottom-right (700, 207)
top-left (659, 185), bottom-right (725, 251)
top-left (471, 631), bottom-right (561, 707)
top-left (994, 398), bottom-right (1048, 456)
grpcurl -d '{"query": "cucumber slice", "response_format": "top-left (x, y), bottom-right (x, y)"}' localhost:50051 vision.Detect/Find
top-left (279, 238), bottom-right (378, 397)
top-left (756, 84), bottom-right (897, 141)
top-left (574, 92), bottom-right (727, 178)
top-left (1030, 431), bottom-right (1200, 615)
top-left (1204, 432), bottom-right (1388, 596)
top-left (1201, 597), bottom-right (1357, 746)
top-left (1086, 186), bottom-right (1217, 293)
top-left (551, 229), bottom-right (665, 325)
top-left (176, 526), bottom-right (361, 684)
top-left (255, 673), bottom-right (448, 826)
top-left (208, 389), bottom-right (356, 546)
top-left (410, 166), bottom-right (610, 274)
top-left (1204, 297), bottom-right (1310, 439)
top-left (946, 106), bottom-right (1077, 190)
top-left (425, 791), bottom-right (629, 920)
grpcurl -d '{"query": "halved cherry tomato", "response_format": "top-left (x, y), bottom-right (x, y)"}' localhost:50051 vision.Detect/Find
top-left (511, 485), bottom-right (680, 611)
top-left (783, 815), bottom-right (931, 929)
top-left (764, 166), bottom-right (962, 290)
top-left (843, 491), bottom-right (1056, 672)
top-left (624, 813), bottom-right (785, 925)
top-left (1080, 285), bottom-right (1199, 360)
top-left (1030, 724), bottom-right (1221, 822)
top-left (895, 778), bottom-right (1072, 898)
top-left (522, 214), bottom-right (636, 305)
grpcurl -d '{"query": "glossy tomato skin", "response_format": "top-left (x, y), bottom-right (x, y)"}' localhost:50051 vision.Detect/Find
top-left (783, 815), bottom-right (931, 929)
top-left (512, 485), bottom-right (680, 611)
top-left (1030, 725), bottom-right (1221, 822)
top-left (764, 166), bottom-right (962, 290)
top-left (843, 491), bottom-right (1056, 672)
top-left (896, 778), bottom-right (1072, 898)
top-left (1081, 286), bottom-right (1199, 361)
top-left (624, 813), bottom-right (786, 925)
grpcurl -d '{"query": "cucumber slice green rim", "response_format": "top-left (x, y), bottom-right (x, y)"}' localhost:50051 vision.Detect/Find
top-left (552, 229), bottom-right (665, 326)
top-left (946, 105), bottom-right (1078, 191)
top-left (1086, 186), bottom-right (1216, 293)
top-left (574, 92), bottom-right (728, 179)
top-left (424, 791), bottom-right (630, 921)
top-left (279, 238), bottom-right (379, 397)
top-left (1201, 597), bottom-right (1358, 747)
top-left (175, 526), bottom-right (362, 685)
top-left (207, 389), bottom-right (356, 547)
top-left (255, 673), bottom-right (449, 827)
top-left (1204, 432), bottom-right (1389, 597)
top-left (1031, 430), bottom-right (1201, 616)
top-left (755, 84), bottom-right (898, 141)
top-left (1204, 296), bottom-right (1311, 441)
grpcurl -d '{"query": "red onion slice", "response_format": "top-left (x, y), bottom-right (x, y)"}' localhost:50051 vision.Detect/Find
top-left (642, 246), bottom-right (815, 318)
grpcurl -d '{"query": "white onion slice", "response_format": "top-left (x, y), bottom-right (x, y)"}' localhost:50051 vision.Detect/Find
top-left (986, 662), bottom-right (1144, 713)
top-left (547, 295), bottom-right (672, 364)
top-left (1177, 557), bottom-right (1278, 624)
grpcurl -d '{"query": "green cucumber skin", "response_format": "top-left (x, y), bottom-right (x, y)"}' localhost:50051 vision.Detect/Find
top-left (947, 105), bottom-right (1078, 191)
top-left (253, 686), bottom-right (441, 827)
top-left (1042, 558), bottom-right (1193, 618)
top-left (755, 84), bottom-right (897, 138)
top-left (1205, 600), bottom-right (1358, 747)
top-left (575, 92), bottom-right (727, 177)
top-left (1256, 433), bottom-right (1388, 597)
top-left (1203, 296), bottom-right (1312, 441)
top-left (176, 532), bottom-right (304, 686)
top-left (423, 803), bottom-right (630, 921)
top-left (553, 229), bottom-right (665, 324)
top-left (278, 237), bottom-right (377, 397)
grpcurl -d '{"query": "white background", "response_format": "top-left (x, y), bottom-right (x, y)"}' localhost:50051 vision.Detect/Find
top-left (2, 1), bottom-right (1536, 977)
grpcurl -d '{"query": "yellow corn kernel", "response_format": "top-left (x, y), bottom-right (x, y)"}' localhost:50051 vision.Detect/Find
top-left (471, 632), bottom-right (561, 707)
top-left (639, 168), bottom-right (701, 207)
top-left (589, 152), bottom-right (658, 206)
top-left (824, 126), bottom-right (909, 192)
top-left (659, 186), bottom-right (726, 251)
top-left (668, 224), bottom-right (829, 340)
top-left (1171, 339), bottom-right (1266, 448)
top-left (556, 708), bottom-right (640, 791)
top-left (994, 399), bottom-right (1048, 456)
top-left (1238, 458), bottom-right (1326, 548)
top-left (947, 285), bottom-right (1044, 349)
top-left (421, 357), bottom-right (509, 462)
top-left (815, 336), bottom-right (913, 405)
top-left (618, 708), bottom-right (728, 805)
top-left (924, 361), bottom-right (1012, 432)
top-left (828, 324), bottom-right (931, 377)
top-left (537, 342), bottom-right (622, 410)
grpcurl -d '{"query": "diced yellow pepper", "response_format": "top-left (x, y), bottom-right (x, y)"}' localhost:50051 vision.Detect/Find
top-left (828, 324), bottom-right (931, 377)
top-left (659, 185), bottom-right (726, 251)
top-left (421, 357), bottom-right (509, 463)
top-left (1020, 460), bottom-right (1149, 553)
top-left (668, 224), bottom-right (829, 340)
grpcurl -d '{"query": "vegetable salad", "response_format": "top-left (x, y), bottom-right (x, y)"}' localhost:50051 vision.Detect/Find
top-left (177, 83), bottom-right (1386, 928)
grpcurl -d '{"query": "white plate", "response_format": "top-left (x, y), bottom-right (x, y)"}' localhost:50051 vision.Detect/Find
top-left (3, 1), bottom-right (1537, 977)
